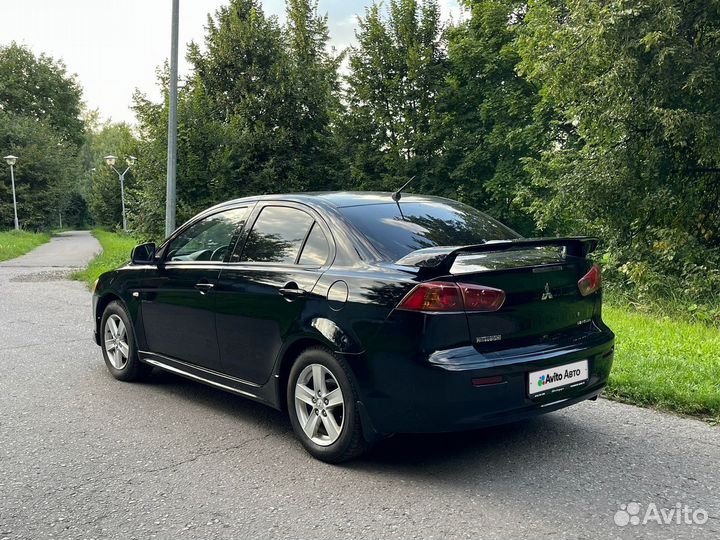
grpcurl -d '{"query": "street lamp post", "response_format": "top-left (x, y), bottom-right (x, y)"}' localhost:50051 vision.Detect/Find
top-left (4, 155), bottom-right (19, 230)
top-left (104, 155), bottom-right (136, 232)
top-left (165, 0), bottom-right (180, 238)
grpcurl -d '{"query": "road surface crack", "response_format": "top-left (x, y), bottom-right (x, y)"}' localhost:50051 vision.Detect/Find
top-left (0, 338), bottom-right (89, 352)
top-left (143, 432), bottom-right (273, 474)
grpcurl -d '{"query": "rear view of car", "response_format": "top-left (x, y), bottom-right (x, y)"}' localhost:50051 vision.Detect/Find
top-left (92, 192), bottom-right (613, 463)
top-left (333, 196), bottom-right (614, 440)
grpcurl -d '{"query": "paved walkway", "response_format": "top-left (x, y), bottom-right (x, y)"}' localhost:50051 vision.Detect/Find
top-left (0, 230), bottom-right (101, 268)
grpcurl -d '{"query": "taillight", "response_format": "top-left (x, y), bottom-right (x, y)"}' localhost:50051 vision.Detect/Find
top-left (398, 282), bottom-right (505, 313)
top-left (459, 284), bottom-right (506, 312)
top-left (397, 282), bottom-right (462, 311)
top-left (578, 264), bottom-right (601, 296)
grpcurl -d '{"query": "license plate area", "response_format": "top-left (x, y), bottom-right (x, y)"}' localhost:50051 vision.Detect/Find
top-left (528, 359), bottom-right (589, 397)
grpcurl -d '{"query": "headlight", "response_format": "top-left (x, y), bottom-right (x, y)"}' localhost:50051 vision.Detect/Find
top-left (91, 278), bottom-right (99, 294)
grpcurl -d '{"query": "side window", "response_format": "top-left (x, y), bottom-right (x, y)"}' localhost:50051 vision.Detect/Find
top-left (239, 206), bottom-right (314, 264)
top-left (167, 207), bottom-right (248, 262)
top-left (298, 222), bottom-right (329, 266)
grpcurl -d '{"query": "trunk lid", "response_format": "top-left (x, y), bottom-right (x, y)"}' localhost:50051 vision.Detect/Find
top-left (393, 238), bottom-right (601, 351)
top-left (450, 249), bottom-right (597, 349)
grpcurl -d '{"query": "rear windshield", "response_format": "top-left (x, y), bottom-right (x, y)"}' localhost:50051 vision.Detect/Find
top-left (339, 201), bottom-right (520, 261)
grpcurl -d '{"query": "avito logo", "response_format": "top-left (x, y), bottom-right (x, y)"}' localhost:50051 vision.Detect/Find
top-left (538, 372), bottom-right (560, 387)
top-left (529, 360), bottom-right (588, 396)
top-left (614, 502), bottom-right (708, 527)
top-left (538, 367), bottom-right (583, 388)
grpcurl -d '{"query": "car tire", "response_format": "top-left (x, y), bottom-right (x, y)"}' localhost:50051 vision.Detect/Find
top-left (287, 346), bottom-right (368, 463)
top-left (100, 301), bottom-right (152, 382)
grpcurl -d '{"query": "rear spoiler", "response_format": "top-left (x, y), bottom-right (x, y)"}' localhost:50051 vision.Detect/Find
top-left (395, 237), bottom-right (598, 277)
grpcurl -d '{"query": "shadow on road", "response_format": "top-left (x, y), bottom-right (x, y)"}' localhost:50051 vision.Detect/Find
top-left (142, 367), bottom-right (597, 477)
top-left (144, 368), bottom-right (289, 429)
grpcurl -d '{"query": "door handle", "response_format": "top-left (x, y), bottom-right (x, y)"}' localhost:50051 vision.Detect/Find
top-left (279, 282), bottom-right (307, 299)
top-left (195, 282), bottom-right (215, 294)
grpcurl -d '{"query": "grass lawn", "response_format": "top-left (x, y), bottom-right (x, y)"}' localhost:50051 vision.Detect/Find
top-left (604, 305), bottom-right (720, 422)
top-left (0, 230), bottom-right (51, 262)
top-left (73, 229), bottom-right (138, 286)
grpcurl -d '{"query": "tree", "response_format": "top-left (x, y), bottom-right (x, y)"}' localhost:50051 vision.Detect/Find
top-left (516, 0), bottom-right (720, 299)
top-left (0, 43), bottom-right (87, 230)
top-left (0, 111), bottom-right (80, 229)
top-left (0, 43), bottom-right (85, 147)
top-left (130, 71), bottom-right (222, 237)
top-left (283, 0), bottom-right (345, 190)
top-left (188, 0), bottom-right (343, 195)
top-left (339, 0), bottom-right (449, 193)
top-left (130, 0), bottom-right (345, 238)
top-left (438, 0), bottom-right (539, 233)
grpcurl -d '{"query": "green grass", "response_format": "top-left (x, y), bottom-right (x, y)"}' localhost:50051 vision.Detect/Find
top-left (605, 289), bottom-right (720, 329)
top-left (0, 230), bottom-right (51, 261)
top-left (604, 305), bottom-right (720, 422)
top-left (72, 229), bottom-right (138, 286)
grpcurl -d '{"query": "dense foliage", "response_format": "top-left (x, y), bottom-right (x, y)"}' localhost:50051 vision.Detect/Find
top-left (0, 43), bottom-right (86, 230)
top-left (516, 0), bottom-right (720, 311)
top-left (0, 43), bottom-right (84, 146)
top-left (338, 0), bottom-right (448, 196)
top-left (128, 0), bottom-right (343, 236)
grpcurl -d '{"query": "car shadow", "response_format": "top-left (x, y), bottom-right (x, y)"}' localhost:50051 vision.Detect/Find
top-left (145, 368), bottom-right (290, 433)
top-left (144, 368), bottom-right (602, 477)
top-left (363, 419), bottom-right (545, 463)
top-left (349, 415), bottom-right (587, 477)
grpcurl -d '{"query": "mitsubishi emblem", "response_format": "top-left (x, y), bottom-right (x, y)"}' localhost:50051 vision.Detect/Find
top-left (541, 282), bottom-right (554, 301)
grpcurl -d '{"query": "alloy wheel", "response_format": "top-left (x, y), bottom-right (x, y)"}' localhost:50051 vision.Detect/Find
top-left (104, 314), bottom-right (129, 369)
top-left (294, 363), bottom-right (345, 446)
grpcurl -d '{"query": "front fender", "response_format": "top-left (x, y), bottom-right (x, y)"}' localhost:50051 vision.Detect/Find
top-left (93, 270), bottom-right (144, 347)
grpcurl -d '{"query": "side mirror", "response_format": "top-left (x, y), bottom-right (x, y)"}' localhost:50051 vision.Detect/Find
top-left (131, 242), bottom-right (157, 265)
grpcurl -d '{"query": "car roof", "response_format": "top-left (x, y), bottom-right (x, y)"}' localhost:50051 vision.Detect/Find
top-left (208, 191), bottom-right (455, 212)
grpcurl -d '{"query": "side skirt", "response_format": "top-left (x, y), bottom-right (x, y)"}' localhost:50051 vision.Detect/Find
top-left (138, 350), bottom-right (281, 409)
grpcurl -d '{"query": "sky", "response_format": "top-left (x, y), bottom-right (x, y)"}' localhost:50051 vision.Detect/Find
top-left (0, 0), bottom-right (463, 125)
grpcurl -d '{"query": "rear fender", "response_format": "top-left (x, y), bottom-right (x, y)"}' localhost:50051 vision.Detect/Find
top-left (308, 317), bottom-right (364, 354)
top-left (268, 321), bottom-right (365, 410)
top-left (271, 318), bottom-right (364, 386)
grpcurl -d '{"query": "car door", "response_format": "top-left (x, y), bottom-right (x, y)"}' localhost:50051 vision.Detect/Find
top-left (214, 203), bottom-right (334, 385)
top-left (139, 207), bottom-right (250, 371)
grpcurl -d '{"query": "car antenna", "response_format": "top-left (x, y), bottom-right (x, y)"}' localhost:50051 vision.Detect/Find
top-left (391, 175), bottom-right (416, 202)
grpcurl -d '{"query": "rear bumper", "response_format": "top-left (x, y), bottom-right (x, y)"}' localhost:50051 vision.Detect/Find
top-left (350, 326), bottom-right (615, 438)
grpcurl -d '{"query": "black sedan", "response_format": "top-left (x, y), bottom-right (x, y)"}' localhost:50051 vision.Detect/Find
top-left (92, 192), bottom-right (614, 462)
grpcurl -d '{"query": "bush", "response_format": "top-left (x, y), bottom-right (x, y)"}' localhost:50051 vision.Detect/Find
top-left (602, 227), bottom-right (720, 325)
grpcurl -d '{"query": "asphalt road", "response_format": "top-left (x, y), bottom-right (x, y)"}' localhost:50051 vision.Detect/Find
top-left (0, 231), bottom-right (718, 539)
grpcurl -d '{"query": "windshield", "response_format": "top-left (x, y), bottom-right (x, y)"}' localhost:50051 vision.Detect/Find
top-left (339, 200), bottom-right (520, 261)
